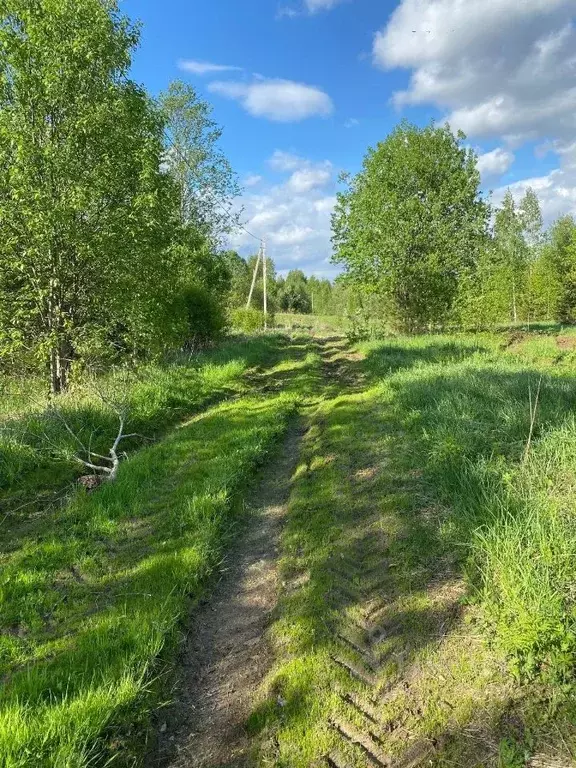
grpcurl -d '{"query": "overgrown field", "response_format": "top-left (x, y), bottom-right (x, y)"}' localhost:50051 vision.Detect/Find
top-left (5, 327), bottom-right (576, 766)
top-left (0, 335), bottom-right (292, 522)
top-left (0, 334), bottom-right (321, 767)
top-left (250, 329), bottom-right (576, 766)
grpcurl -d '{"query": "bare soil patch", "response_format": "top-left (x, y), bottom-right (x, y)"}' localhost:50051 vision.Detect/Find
top-left (146, 420), bottom-right (306, 768)
top-left (556, 335), bottom-right (576, 351)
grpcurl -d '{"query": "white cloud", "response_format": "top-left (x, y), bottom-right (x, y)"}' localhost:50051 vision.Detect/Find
top-left (305, 0), bottom-right (346, 11)
top-left (344, 118), bottom-right (360, 128)
top-left (277, 7), bottom-right (300, 20)
top-left (243, 174), bottom-right (263, 187)
top-left (208, 78), bottom-right (333, 122)
top-left (287, 164), bottom-right (332, 193)
top-left (493, 143), bottom-right (576, 224)
top-left (477, 148), bottom-right (515, 180)
top-left (278, 0), bottom-right (346, 17)
top-left (269, 150), bottom-right (304, 172)
top-left (178, 59), bottom-right (241, 76)
top-left (228, 152), bottom-right (337, 275)
top-left (268, 151), bottom-right (333, 192)
top-left (374, 0), bottom-right (576, 141)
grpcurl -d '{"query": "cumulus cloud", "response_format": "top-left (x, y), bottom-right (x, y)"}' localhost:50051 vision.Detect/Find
top-left (243, 174), bottom-right (263, 187)
top-left (268, 151), bottom-right (333, 192)
top-left (287, 164), bottom-right (333, 193)
top-left (374, 0), bottom-right (576, 141)
top-left (208, 78), bottom-right (333, 122)
top-left (178, 59), bottom-right (241, 75)
top-left (493, 143), bottom-right (576, 225)
top-left (228, 151), bottom-right (338, 275)
top-left (268, 150), bottom-right (304, 172)
top-left (477, 148), bottom-right (515, 180)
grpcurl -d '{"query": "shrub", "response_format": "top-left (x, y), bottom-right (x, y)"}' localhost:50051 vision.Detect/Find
top-left (231, 307), bottom-right (267, 334)
top-left (181, 284), bottom-right (228, 351)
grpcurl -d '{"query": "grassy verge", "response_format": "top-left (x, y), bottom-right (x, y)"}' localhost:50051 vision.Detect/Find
top-left (0, 391), bottom-right (296, 767)
top-left (250, 333), bottom-right (576, 766)
top-left (0, 334), bottom-right (323, 767)
top-left (358, 333), bottom-right (576, 685)
top-left (0, 334), bottom-right (293, 524)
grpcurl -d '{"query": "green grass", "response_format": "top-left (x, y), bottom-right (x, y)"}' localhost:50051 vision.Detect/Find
top-left (0, 334), bottom-right (296, 524)
top-left (249, 332), bottom-right (576, 766)
top-left (357, 333), bottom-right (576, 683)
top-left (275, 313), bottom-right (349, 335)
top-left (0, 334), bottom-right (322, 767)
top-left (6, 328), bottom-right (576, 766)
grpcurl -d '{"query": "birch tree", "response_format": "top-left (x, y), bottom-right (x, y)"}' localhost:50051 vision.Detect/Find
top-left (493, 191), bottom-right (528, 324)
top-left (0, 0), bottom-right (180, 393)
top-left (332, 121), bottom-right (488, 332)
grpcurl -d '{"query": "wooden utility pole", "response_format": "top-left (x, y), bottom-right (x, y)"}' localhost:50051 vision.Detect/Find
top-left (246, 245), bottom-right (261, 308)
top-left (263, 240), bottom-right (268, 329)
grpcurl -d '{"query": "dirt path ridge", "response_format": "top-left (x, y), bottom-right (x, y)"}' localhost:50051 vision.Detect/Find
top-left (147, 417), bottom-right (307, 768)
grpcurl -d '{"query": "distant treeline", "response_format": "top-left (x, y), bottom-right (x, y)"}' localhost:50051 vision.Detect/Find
top-left (224, 256), bottom-right (356, 318)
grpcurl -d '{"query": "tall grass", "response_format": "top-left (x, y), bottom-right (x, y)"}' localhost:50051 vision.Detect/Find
top-left (0, 335), bottom-right (288, 520)
top-left (0, 333), bottom-right (321, 766)
top-left (0, 391), bottom-right (298, 767)
top-left (359, 332), bottom-right (576, 684)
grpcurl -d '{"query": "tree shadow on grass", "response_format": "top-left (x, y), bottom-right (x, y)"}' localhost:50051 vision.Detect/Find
top-left (248, 342), bottom-right (576, 767)
top-left (0, 334), bottom-right (311, 551)
top-left (0, 336), bottom-right (324, 767)
top-left (358, 339), bottom-right (488, 382)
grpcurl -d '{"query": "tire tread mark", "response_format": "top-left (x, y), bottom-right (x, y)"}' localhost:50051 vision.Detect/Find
top-left (329, 718), bottom-right (392, 768)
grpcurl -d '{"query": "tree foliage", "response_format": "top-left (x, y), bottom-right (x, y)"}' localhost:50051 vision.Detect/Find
top-left (159, 80), bottom-right (240, 248)
top-left (542, 216), bottom-right (576, 323)
top-left (277, 270), bottom-right (311, 314)
top-left (332, 121), bottom-right (488, 331)
top-left (0, 0), bottom-right (181, 391)
top-left (0, 1), bottom-right (245, 393)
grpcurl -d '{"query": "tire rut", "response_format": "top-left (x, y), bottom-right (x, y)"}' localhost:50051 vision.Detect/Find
top-left (146, 417), bottom-right (308, 768)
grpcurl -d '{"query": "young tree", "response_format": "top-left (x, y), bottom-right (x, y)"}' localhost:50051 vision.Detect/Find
top-left (307, 276), bottom-right (334, 315)
top-left (278, 270), bottom-right (312, 314)
top-left (159, 80), bottom-right (240, 248)
top-left (223, 251), bottom-right (250, 308)
top-left (519, 187), bottom-right (544, 254)
top-left (542, 216), bottom-right (576, 323)
top-left (0, 0), bottom-right (180, 393)
top-left (332, 121), bottom-right (488, 332)
top-left (493, 191), bottom-right (528, 323)
top-left (519, 188), bottom-right (544, 323)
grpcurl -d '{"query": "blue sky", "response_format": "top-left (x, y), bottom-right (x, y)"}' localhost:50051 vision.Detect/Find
top-left (122, 0), bottom-right (576, 276)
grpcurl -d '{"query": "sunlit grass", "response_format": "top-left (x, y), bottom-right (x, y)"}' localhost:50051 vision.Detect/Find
top-left (0, 334), bottom-right (322, 767)
top-left (275, 313), bottom-right (349, 335)
top-left (0, 334), bottom-right (292, 522)
top-left (0, 391), bottom-right (298, 767)
top-left (250, 331), bottom-right (576, 766)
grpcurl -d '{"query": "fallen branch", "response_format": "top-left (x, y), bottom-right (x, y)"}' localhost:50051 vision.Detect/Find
top-left (54, 408), bottom-right (146, 482)
top-left (44, 397), bottom-right (152, 484)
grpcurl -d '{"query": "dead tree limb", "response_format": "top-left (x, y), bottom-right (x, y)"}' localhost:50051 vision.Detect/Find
top-left (44, 400), bottom-right (152, 484)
